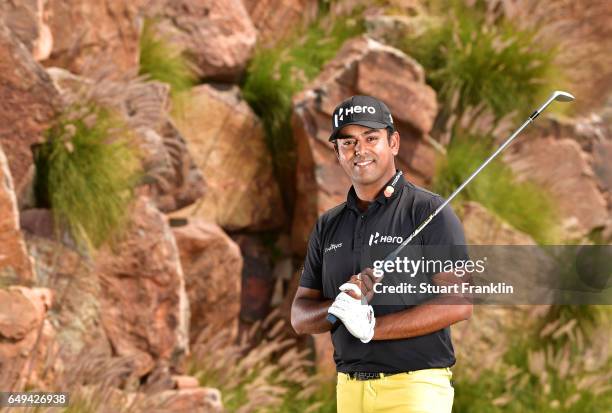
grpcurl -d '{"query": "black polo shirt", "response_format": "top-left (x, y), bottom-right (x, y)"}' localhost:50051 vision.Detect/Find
top-left (299, 171), bottom-right (468, 373)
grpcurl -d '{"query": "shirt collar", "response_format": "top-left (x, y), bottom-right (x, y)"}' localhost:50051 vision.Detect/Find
top-left (346, 170), bottom-right (405, 212)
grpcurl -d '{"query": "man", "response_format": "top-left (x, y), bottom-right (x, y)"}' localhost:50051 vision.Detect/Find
top-left (290, 95), bottom-right (472, 412)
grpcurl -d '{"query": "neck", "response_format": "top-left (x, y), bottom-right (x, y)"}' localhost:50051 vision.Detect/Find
top-left (353, 167), bottom-right (397, 203)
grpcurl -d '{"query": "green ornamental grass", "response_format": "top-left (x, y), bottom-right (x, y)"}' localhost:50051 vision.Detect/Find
top-left (34, 105), bottom-right (140, 250)
top-left (241, 12), bottom-right (365, 210)
top-left (394, 1), bottom-right (564, 122)
top-left (138, 19), bottom-right (197, 93)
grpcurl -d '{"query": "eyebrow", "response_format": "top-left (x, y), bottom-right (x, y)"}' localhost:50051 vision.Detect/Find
top-left (336, 129), bottom-right (381, 140)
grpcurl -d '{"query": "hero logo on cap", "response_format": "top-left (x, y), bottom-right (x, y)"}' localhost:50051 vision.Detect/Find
top-left (334, 105), bottom-right (377, 127)
top-left (329, 95), bottom-right (395, 142)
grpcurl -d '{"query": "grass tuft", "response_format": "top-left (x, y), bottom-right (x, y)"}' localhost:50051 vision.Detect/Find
top-left (241, 12), bottom-right (365, 213)
top-left (390, 0), bottom-right (565, 130)
top-left (34, 105), bottom-right (141, 251)
top-left (188, 311), bottom-right (336, 412)
top-left (138, 19), bottom-right (197, 94)
top-left (453, 306), bottom-right (612, 413)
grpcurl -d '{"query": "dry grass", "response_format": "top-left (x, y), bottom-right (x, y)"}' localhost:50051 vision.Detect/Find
top-left (453, 305), bottom-right (612, 412)
top-left (188, 310), bottom-right (334, 413)
top-left (0, 347), bottom-right (171, 413)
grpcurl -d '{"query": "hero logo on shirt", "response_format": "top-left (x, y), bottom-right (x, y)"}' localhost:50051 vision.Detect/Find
top-left (368, 232), bottom-right (403, 246)
top-left (334, 106), bottom-right (376, 127)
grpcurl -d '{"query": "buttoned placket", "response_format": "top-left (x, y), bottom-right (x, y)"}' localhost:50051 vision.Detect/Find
top-left (352, 211), bottom-right (367, 275)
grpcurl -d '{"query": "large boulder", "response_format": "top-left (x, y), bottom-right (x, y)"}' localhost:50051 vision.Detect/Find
top-left (593, 140), bottom-right (612, 196)
top-left (242, 0), bottom-right (318, 45)
top-left (171, 84), bottom-right (285, 231)
top-left (291, 35), bottom-right (439, 253)
top-left (0, 22), bottom-right (61, 194)
top-left (147, 0), bottom-right (257, 81)
top-left (232, 235), bottom-right (274, 326)
top-left (0, 287), bottom-right (53, 391)
top-left (172, 220), bottom-right (242, 343)
top-left (460, 201), bottom-right (536, 245)
top-left (504, 135), bottom-right (607, 239)
top-left (0, 0), bottom-right (53, 60)
top-left (0, 146), bottom-right (34, 284)
top-left (43, 0), bottom-right (143, 78)
top-left (46, 68), bottom-right (206, 213)
top-left (152, 387), bottom-right (223, 412)
top-left (95, 196), bottom-right (190, 377)
top-left (121, 80), bottom-right (207, 212)
top-left (24, 229), bottom-right (112, 363)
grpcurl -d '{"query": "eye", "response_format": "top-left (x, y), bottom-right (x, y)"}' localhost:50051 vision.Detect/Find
top-left (342, 139), bottom-right (355, 146)
top-left (367, 136), bottom-right (379, 143)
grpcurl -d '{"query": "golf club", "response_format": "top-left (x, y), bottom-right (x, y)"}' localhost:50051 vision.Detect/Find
top-left (327, 90), bottom-right (575, 325)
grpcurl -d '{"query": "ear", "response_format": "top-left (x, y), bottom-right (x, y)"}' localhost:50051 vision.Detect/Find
top-left (389, 131), bottom-right (400, 156)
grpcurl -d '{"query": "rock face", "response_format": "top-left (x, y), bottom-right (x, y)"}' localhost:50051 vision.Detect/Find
top-left (172, 84), bottom-right (285, 231)
top-left (461, 201), bottom-right (536, 245)
top-left (153, 387), bottom-right (223, 412)
top-left (0, 287), bottom-right (52, 391)
top-left (291, 35), bottom-right (439, 253)
top-left (95, 196), bottom-right (190, 377)
top-left (46, 68), bottom-right (206, 213)
top-left (0, 22), bottom-right (61, 193)
top-left (592, 139), bottom-right (612, 200)
top-left (172, 220), bottom-right (242, 343)
top-left (122, 81), bottom-right (206, 212)
top-left (232, 235), bottom-right (274, 325)
top-left (43, 0), bottom-right (143, 78)
top-left (504, 136), bottom-right (607, 239)
top-left (0, 146), bottom-right (34, 283)
top-left (25, 232), bottom-right (112, 362)
top-left (242, 0), bottom-right (318, 45)
top-left (147, 0), bottom-right (257, 81)
top-left (0, 0), bottom-right (53, 61)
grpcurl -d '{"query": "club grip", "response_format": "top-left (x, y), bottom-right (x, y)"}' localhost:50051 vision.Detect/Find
top-left (327, 313), bottom-right (339, 324)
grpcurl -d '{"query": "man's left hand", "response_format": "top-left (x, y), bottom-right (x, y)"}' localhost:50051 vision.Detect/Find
top-left (328, 291), bottom-right (375, 343)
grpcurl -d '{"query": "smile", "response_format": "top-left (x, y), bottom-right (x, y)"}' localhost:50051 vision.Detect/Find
top-left (354, 160), bottom-right (375, 167)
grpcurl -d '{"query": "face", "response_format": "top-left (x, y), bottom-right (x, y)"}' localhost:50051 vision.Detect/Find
top-left (334, 124), bottom-right (400, 186)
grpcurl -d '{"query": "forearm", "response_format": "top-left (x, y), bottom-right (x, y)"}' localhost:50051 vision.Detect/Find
top-left (291, 298), bottom-right (335, 335)
top-left (373, 295), bottom-right (472, 340)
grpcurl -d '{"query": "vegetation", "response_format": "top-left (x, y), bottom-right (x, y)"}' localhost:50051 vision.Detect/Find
top-left (34, 105), bottom-right (140, 251)
top-left (241, 11), bottom-right (365, 212)
top-left (138, 19), bottom-right (197, 94)
top-left (453, 307), bottom-right (612, 413)
top-left (392, 1), bottom-right (564, 125)
top-left (432, 130), bottom-right (560, 244)
top-left (188, 312), bottom-right (336, 412)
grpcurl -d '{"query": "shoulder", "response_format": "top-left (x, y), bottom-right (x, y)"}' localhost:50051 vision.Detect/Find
top-left (400, 181), bottom-right (445, 212)
top-left (306, 202), bottom-right (347, 248)
top-left (316, 202), bottom-right (347, 229)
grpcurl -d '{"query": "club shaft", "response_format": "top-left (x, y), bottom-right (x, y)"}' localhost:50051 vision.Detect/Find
top-left (387, 117), bottom-right (533, 260)
top-left (327, 92), bottom-right (567, 325)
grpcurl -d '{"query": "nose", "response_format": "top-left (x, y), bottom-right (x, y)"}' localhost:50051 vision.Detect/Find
top-left (354, 139), bottom-right (364, 156)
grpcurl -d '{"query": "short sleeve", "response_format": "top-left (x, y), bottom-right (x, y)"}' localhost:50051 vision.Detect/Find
top-left (420, 196), bottom-right (469, 262)
top-left (298, 218), bottom-right (324, 291)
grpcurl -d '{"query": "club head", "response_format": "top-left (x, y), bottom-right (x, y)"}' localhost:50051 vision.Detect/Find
top-left (552, 90), bottom-right (575, 102)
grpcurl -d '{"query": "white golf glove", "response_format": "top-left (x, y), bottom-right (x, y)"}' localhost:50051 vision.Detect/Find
top-left (328, 284), bottom-right (375, 343)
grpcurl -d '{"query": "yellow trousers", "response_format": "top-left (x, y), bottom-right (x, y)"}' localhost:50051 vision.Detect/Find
top-left (336, 368), bottom-right (454, 413)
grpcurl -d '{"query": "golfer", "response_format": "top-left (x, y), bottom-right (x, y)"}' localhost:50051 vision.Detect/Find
top-left (291, 95), bottom-right (473, 412)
